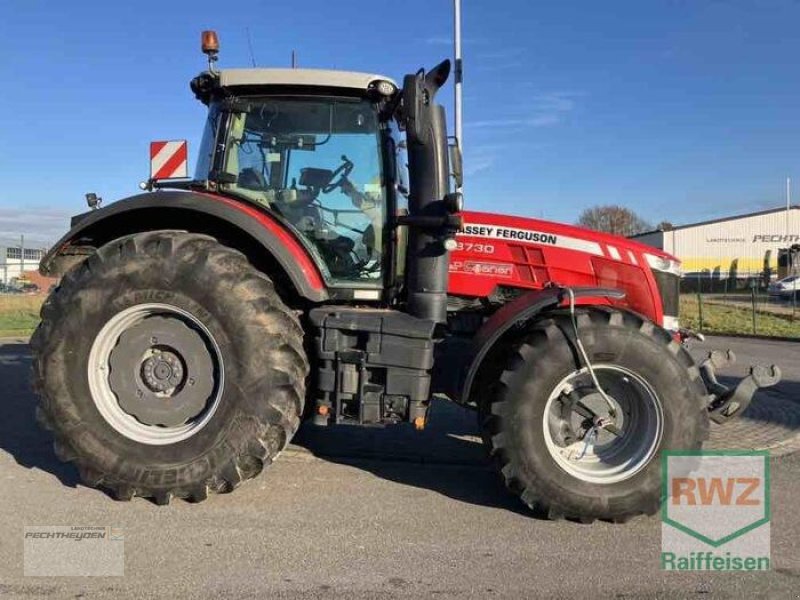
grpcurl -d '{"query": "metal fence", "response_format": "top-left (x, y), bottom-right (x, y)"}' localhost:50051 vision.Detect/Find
top-left (680, 274), bottom-right (799, 339)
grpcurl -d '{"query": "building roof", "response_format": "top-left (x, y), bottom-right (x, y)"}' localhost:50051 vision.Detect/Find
top-left (218, 68), bottom-right (396, 91)
top-left (631, 204), bottom-right (800, 239)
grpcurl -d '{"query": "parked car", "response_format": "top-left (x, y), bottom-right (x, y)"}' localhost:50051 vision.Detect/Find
top-left (768, 275), bottom-right (800, 299)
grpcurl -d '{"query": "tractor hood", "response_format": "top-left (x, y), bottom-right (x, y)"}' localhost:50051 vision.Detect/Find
top-left (458, 211), bottom-right (676, 263)
top-left (448, 210), bottom-right (680, 326)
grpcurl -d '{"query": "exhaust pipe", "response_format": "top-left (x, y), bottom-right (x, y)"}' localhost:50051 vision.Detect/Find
top-left (401, 60), bottom-right (453, 324)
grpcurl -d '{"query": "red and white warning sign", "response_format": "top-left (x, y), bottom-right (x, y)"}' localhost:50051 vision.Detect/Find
top-left (150, 140), bottom-right (188, 180)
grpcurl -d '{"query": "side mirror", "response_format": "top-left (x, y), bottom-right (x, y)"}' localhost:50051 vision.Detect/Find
top-left (299, 167), bottom-right (334, 188)
top-left (448, 140), bottom-right (463, 190)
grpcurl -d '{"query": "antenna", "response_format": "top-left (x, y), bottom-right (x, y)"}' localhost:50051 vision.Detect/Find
top-left (245, 27), bottom-right (257, 67)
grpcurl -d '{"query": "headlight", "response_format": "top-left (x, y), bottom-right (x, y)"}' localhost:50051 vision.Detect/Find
top-left (645, 253), bottom-right (682, 276)
top-left (369, 79), bottom-right (398, 97)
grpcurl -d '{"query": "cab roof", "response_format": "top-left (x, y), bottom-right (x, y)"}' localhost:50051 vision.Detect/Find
top-left (218, 68), bottom-right (397, 91)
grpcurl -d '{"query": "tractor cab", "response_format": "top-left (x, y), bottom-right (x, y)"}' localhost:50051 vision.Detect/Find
top-left (191, 68), bottom-right (407, 290)
top-left (187, 32), bottom-right (460, 321)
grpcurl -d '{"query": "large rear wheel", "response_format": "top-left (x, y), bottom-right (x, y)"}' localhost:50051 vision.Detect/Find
top-left (32, 231), bottom-right (308, 504)
top-left (479, 308), bottom-right (708, 522)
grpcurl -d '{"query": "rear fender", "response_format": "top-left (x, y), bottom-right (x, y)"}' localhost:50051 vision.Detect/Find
top-left (40, 191), bottom-right (328, 302)
top-left (458, 286), bottom-right (625, 405)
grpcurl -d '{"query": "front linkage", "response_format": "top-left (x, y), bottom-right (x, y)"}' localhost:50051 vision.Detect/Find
top-left (698, 350), bottom-right (781, 424)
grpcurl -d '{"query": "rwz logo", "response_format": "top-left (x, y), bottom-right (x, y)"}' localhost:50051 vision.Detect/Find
top-left (671, 477), bottom-right (761, 507)
top-left (661, 451), bottom-right (770, 571)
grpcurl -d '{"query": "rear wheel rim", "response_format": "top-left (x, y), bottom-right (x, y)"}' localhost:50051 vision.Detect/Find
top-left (88, 303), bottom-right (224, 446)
top-left (542, 365), bottom-right (664, 484)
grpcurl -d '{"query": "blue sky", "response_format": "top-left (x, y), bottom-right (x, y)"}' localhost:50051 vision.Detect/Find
top-left (2, 0), bottom-right (800, 243)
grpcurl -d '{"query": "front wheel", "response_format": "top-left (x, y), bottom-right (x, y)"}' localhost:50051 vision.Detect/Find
top-left (479, 308), bottom-right (709, 522)
top-left (32, 231), bottom-right (308, 504)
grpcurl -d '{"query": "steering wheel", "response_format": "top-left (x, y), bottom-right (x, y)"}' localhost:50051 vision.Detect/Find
top-left (322, 155), bottom-right (354, 194)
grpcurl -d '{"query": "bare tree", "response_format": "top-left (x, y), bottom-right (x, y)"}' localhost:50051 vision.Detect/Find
top-left (576, 205), bottom-right (652, 237)
top-left (657, 221), bottom-right (674, 231)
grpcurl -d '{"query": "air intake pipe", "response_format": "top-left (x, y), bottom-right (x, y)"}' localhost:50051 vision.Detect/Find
top-left (401, 60), bottom-right (457, 325)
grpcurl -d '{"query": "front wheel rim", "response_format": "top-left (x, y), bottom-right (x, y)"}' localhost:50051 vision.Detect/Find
top-left (542, 365), bottom-right (664, 484)
top-left (88, 303), bottom-right (224, 446)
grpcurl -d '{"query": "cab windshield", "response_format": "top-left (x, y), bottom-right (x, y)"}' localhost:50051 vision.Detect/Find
top-left (214, 97), bottom-right (386, 284)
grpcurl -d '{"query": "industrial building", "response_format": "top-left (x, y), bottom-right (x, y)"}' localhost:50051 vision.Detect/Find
top-left (633, 205), bottom-right (800, 281)
top-left (0, 239), bottom-right (47, 285)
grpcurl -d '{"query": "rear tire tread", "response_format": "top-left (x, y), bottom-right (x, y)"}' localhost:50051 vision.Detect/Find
top-left (31, 231), bottom-right (308, 504)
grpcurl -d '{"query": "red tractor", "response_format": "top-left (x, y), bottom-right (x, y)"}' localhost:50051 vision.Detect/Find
top-left (32, 33), bottom-right (778, 521)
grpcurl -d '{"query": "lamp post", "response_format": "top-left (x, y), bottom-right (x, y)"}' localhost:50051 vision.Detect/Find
top-left (454, 0), bottom-right (463, 193)
top-left (787, 177), bottom-right (791, 239)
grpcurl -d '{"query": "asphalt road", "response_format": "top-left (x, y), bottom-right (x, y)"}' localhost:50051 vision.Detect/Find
top-left (0, 336), bottom-right (799, 598)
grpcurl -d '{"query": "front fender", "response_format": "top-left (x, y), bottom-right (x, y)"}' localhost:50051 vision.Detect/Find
top-left (458, 286), bottom-right (625, 405)
top-left (40, 191), bottom-right (328, 302)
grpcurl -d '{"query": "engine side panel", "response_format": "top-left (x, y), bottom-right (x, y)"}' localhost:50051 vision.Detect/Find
top-left (448, 211), bottom-right (667, 325)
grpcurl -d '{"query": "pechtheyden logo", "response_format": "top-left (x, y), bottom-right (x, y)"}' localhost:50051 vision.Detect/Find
top-left (24, 526), bottom-right (124, 576)
top-left (661, 451), bottom-right (770, 572)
